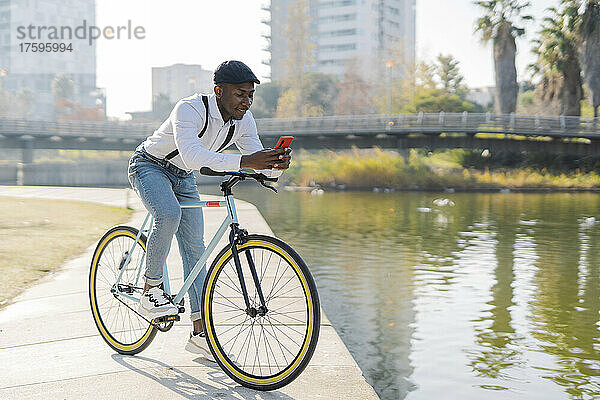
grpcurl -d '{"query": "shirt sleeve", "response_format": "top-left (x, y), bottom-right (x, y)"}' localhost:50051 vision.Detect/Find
top-left (235, 116), bottom-right (283, 178)
top-left (172, 101), bottom-right (242, 171)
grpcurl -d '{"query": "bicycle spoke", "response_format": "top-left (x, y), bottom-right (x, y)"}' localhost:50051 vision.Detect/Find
top-left (268, 310), bottom-right (308, 325)
top-left (203, 239), bottom-right (318, 388)
top-left (262, 316), bottom-right (295, 360)
top-left (93, 232), bottom-right (150, 347)
top-left (215, 311), bottom-right (248, 324)
top-left (265, 258), bottom-right (285, 301)
top-left (217, 266), bottom-right (244, 296)
top-left (222, 314), bottom-right (250, 352)
top-left (222, 262), bottom-right (243, 295)
top-left (266, 314), bottom-right (306, 338)
top-left (268, 284), bottom-right (303, 302)
top-left (212, 295), bottom-right (245, 311)
top-left (270, 297), bottom-right (306, 313)
top-left (260, 323), bottom-right (274, 375)
top-left (215, 317), bottom-right (254, 338)
top-left (251, 320), bottom-right (263, 373)
top-left (242, 319), bottom-right (258, 368)
top-left (267, 275), bottom-right (298, 303)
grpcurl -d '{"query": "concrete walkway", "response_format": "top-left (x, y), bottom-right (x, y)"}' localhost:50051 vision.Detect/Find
top-left (0, 186), bottom-right (378, 400)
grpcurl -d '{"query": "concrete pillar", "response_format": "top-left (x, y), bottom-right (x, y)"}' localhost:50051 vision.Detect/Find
top-left (397, 137), bottom-right (409, 160)
top-left (21, 137), bottom-right (34, 164)
top-left (16, 163), bottom-right (24, 186)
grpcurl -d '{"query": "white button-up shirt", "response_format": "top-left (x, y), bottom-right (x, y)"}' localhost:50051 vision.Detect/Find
top-left (142, 93), bottom-right (280, 176)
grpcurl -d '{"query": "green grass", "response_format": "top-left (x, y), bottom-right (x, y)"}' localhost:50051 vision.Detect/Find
top-left (286, 148), bottom-right (600, 190)
top-left (0, 197), bottom-right (132, 307)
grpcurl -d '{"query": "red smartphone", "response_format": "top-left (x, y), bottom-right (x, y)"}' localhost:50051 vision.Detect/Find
top-left (275, 136), bottom-right (294, 149)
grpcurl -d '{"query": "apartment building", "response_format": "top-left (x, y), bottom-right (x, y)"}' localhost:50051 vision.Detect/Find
top-left (265, 0), bottom-right (416, 82)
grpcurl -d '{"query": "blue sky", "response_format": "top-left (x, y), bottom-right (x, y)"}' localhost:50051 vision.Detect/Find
top-left (96, 0), bottom-right (558, 119)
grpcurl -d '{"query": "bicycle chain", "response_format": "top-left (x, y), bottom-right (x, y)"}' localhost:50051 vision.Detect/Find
top-left (112, 293), bottom-right (173, 330)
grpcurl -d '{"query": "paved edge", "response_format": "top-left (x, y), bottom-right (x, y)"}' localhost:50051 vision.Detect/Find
top-left (0, 186), bottom-right (379, 400)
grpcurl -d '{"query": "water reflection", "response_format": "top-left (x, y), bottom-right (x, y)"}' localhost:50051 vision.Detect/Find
top-left (201, 186), bottom-right (600, 399)
top-left (468, 197), bottom-right (524, 388)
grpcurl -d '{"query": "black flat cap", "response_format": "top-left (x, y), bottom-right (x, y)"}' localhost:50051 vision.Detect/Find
top-left (213, 60), bottom-right (260, 85)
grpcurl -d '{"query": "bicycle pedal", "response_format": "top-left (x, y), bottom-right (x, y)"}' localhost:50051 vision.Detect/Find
top-left (153, 314), bottom-right (180, 323)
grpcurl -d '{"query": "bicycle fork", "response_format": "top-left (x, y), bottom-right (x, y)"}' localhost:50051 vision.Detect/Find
top-left (229, 225), bottom-right (268, 318)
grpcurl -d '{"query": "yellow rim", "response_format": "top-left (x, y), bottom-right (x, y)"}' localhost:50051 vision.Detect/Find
top-left (90, 230), bottom-right (153, 351)
top-left (204, 239), bottom-right (314, 385)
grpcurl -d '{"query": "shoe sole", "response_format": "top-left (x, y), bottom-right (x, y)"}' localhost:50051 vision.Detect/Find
top-left (138, 307), bottom-right (178, 320)
top-left (184, 341), bottom-right (215, 362)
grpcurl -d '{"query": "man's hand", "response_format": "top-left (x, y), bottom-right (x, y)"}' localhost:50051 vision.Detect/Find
top-left (240, 148), bottom-right (292, 170)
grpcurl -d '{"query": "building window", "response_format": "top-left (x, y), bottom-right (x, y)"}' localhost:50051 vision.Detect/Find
top-left (319, 28), bottom-right (356, 37)
top-left (320, 0), bottom-right (357, 8)
top-left (319, 43), bottom-right (356, 52)
top-left (319, 13), bottom-right (356, 23)
top-left (319, 59), bottom-right (351, 66)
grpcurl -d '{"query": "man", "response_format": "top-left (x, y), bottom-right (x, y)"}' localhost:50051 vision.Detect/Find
top-left (127, 60), bottom-right (291, 360)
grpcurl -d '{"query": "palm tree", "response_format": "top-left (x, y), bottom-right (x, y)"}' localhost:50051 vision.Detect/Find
top-left (530, 5), bottom-right (583, 116)
top-left (474, 0), bottom-right (533, 114)
top-left (579, 0), bottom-right (600, 118)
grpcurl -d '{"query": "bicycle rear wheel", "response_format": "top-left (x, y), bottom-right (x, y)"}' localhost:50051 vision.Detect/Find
top-left (89, 225), bottom-right (157, 354)
top-left (202, 234), bottom-right (320, 391)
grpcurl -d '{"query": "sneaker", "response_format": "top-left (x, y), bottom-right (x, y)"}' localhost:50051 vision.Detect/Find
top-left (138, 286), bottom-right (178, 320)
top-left (185, 331), bottom-right (216, 362)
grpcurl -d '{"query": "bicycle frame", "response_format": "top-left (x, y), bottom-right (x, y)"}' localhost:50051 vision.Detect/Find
top-left (112, 193), bottom-right (267, 315)
top-left (112, 196), bottom-right (233, 301)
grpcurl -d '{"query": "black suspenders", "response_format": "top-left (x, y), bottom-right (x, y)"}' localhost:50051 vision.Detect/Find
top-left (166, 95), bottom-right (232, 161)
top-left (216, 124), bottom-right (236, 153)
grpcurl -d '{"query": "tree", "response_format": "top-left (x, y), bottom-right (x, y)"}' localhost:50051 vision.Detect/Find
top-left (251, 82), bottom-right (283, 118)
top-left (16, 88), bottom-right (34, 118)
top-left (530, 5), bottom-right (583, 116)
top-left (373, 56), bottom-right (477, 114)
top-left (579, 0), bottom-right (600, 118)
top-left (416, 61), bottom-right (437, 91)
top-left (334, 63), bottom-right (374, 115)
top-left (276, 72), bottom-right (338, 117)
top-left (474, 0), bottom-right (533, 114)
top-left (282, 0), bottom-right (314, 85)
top-left (436, 54), bottom-right (468, 97)
top-left (403, 89), bottom-right (479, 113)
top-left (51, 74), bottom-right (74, 100)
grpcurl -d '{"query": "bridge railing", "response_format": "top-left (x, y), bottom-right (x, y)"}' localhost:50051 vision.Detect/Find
top-left (0, 118), bottom-right (154, 138)
top-left (255, 113), bottom-right (600, 137)
top-left (0, 113), bottom-right (599, 139)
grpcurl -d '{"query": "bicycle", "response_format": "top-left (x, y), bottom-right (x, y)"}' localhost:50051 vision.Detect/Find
top-left (88, 167), bottom-right (320, 391)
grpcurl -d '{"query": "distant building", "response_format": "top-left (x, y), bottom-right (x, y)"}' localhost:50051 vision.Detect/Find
top-left (152, 64), bottom-right (213, 103)
top-left (0, 0), bottom-right (102, 120)
top-left (127, 64), bottom-right (213, 121)
top-left (264, 0), bottom-right (416, 82)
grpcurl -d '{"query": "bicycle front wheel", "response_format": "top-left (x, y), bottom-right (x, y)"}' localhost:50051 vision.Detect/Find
top-left (89, 225), bottom-right (157, 355)
top-left (202, 234), bottom-right (320, 391)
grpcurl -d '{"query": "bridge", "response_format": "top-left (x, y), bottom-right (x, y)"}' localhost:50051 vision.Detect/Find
top-left (1, 113), bottom-right (599, 163)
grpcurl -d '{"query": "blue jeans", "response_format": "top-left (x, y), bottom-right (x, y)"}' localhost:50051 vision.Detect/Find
top-left (127, 148), bottom-right (206, 321)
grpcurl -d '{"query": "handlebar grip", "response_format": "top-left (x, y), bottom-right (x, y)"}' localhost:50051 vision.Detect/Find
top-left (256, 173), bottom-right (279, 182)
top-left (199, 167), bottom-right (225, 176)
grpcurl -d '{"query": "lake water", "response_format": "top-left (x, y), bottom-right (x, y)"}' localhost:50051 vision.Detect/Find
top-left (201, 186), bottom-right (600, 399)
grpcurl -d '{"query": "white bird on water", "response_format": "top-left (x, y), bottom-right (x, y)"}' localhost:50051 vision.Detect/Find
top-left (433, 198), bottom-right (455, 207)
top-left (581, 217), bottom-right (596, 227)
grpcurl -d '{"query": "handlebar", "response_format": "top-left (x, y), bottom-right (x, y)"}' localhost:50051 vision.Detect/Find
top-left (199, 167), bottom-right (278, 182)
top-left (199, 167), bottom-right (279, 193)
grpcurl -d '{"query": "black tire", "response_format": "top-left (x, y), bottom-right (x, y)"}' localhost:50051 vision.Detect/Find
top-left (202, 234), bottom-right (320, 391)
top-left (89, 225), bottom-right (157, 355)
